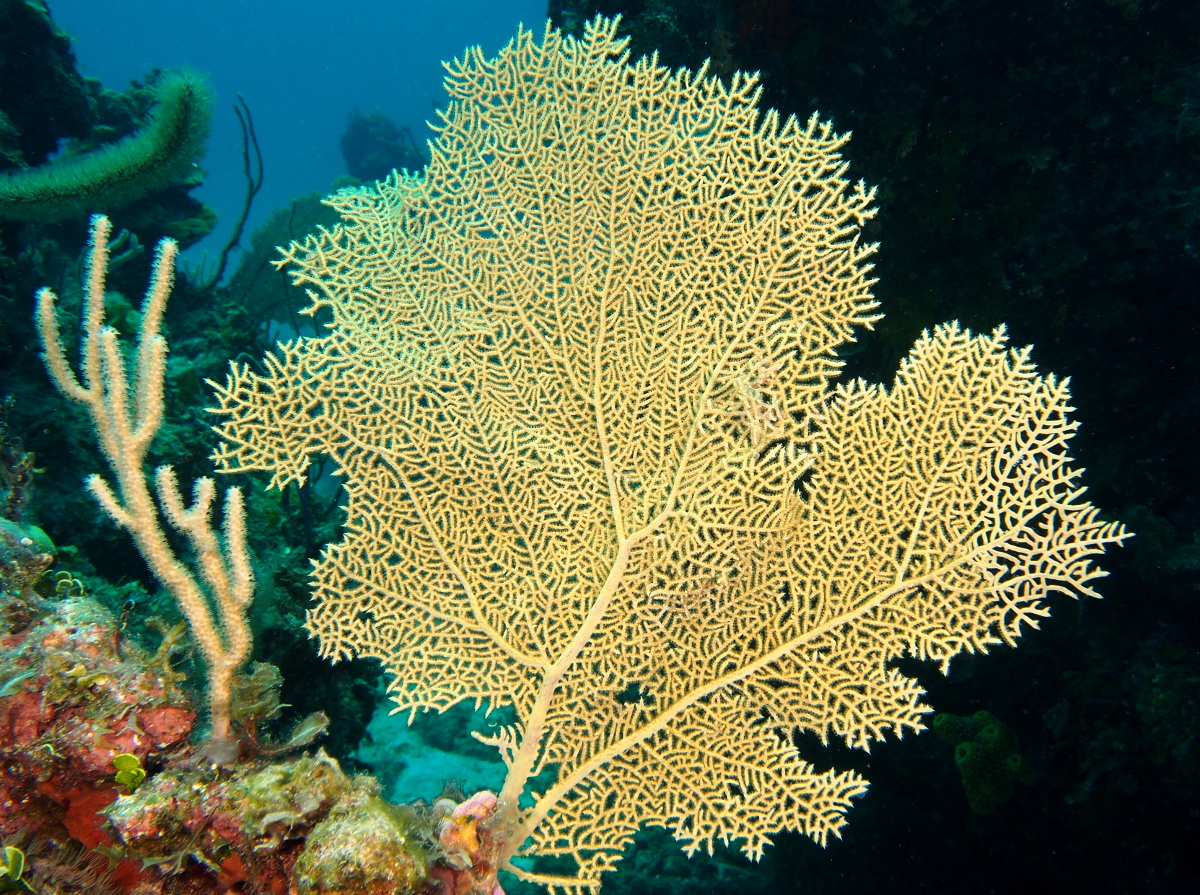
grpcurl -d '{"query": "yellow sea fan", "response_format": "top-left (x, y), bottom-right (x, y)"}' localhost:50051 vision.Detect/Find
top-left (211, 17), bottom-right (1126, 894)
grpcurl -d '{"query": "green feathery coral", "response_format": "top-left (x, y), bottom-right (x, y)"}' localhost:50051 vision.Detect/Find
top-left (0, 69), bottom-right (213, 222)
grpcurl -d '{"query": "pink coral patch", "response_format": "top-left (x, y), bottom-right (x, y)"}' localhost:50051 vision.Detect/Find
top-left (137, 705), bottom-right (196, 748)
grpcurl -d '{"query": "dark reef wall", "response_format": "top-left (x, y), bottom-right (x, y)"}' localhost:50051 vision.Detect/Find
top-left (547, 2), bottom-right (1200, 894)
top-left (0, 0), bottom-right (92, 167)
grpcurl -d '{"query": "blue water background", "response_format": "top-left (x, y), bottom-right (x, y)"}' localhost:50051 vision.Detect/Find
top-left (49, 0), bottom-right (548, 264)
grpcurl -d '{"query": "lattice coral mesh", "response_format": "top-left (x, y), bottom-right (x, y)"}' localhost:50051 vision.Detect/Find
top-left (210, 16), bottom-right (1127, 893)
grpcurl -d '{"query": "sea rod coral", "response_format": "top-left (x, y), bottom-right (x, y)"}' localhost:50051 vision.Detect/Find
top-left (210, 16), bottom-right (1129, 895)
top-left (36, 215), bottom-right (253, 759)
top-left (21, 220), bottom-right (452, 894)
